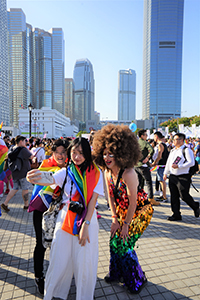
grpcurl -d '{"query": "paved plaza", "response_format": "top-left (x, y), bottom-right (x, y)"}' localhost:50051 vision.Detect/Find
top-left (0, 172), bottom-right (200, 300)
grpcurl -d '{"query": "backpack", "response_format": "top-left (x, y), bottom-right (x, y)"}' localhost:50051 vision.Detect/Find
top-left (182, 146), bottom-right (198, 176)
top-left (7, 147), bottom-right (23, 172)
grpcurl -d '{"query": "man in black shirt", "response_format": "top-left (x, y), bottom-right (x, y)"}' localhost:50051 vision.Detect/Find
top-left (151, 131), bottom-right (169, 202)
top-left (1, 135), bottom-right (33, 212)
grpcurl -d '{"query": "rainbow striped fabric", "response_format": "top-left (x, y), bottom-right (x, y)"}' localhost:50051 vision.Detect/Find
top-left (62, 162), bottom-right (100, 236)
top-left (28, 157), bottom-right (61, 213)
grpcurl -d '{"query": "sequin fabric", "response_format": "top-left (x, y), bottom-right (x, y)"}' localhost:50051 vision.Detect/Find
top-left (107, 175), bottom-right (151, 293)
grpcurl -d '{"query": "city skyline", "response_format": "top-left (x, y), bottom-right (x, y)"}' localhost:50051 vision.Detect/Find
top-left (7, 7), bottom-right (65, 126)
top-left (142, 0), bottom-right (184, 127)
top-left (7, 0), bottom-right (200, 121)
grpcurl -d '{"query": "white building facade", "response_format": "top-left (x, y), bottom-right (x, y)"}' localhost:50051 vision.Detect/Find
top-left (18, 107), bottom-right (78, 138)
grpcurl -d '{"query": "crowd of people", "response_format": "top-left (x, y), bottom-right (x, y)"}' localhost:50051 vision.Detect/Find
top-left (0, 127), bottom-right (199, 299)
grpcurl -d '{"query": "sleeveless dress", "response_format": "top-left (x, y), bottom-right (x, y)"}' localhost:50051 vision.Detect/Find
top-left (108, 174), bottom-right (147, 293)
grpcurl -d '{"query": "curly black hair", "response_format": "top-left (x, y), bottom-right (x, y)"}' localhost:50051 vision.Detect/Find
top-left (92, 124), bottom-right (141, 169)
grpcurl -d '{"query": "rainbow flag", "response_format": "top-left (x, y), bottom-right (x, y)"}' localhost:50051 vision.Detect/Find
top-left (0, 143), bottom-right (9, 182)
top-left (0, 122), bottom-right (3, 137)
top-left (62, 162), bottom-right (100, 236)
top-left (28, 156), bottom-right (62, 213)
top-left (150, 165), bottom-right (165, 172)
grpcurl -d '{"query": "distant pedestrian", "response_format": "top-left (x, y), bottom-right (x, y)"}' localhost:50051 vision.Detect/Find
top-left (135, 129), bottom-right (160, 206)
top-left (1, 135), bottom-right (33, 212)
top-left (163, 133), bottom-right (199, 221)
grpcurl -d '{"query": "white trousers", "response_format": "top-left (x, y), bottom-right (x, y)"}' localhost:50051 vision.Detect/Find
top-left (44, 206), bottom-right (99, 300)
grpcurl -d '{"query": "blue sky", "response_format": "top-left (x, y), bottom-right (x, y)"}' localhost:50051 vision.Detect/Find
top-left (7, 0), bottom-right (200, 121)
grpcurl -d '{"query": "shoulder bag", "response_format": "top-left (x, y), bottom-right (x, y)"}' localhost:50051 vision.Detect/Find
top-left (31, 148), bottom-right (42, 169)
top-left (42, 169), bottom-right (67, 248)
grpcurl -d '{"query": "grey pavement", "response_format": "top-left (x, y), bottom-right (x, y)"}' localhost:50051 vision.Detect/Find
top-left (0, 172), bottom-right (200, 300)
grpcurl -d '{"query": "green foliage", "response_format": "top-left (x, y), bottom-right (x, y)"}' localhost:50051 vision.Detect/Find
top-left (160, 115), bottom-right (200, 133)
top-left (76, 130), bottom-right (88, 137)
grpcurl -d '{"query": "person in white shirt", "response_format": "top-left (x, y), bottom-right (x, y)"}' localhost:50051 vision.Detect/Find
top-left (31, 138), bottom-right (45, 166)
top-left (163, 133), bottom-right (199, 221)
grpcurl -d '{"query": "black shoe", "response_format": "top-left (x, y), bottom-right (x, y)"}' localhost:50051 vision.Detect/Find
top-left (104, 274), bottom-right (119, 283)
top-left (194, 207), bottom-right (199, 218)
top-left (167, 215), bottom-right (182, 221)
top-left (35, 276), bottom-right (44, 295)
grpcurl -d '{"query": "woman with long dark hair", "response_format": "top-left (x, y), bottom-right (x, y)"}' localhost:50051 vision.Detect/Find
top-left (27, 137), bottom-right (103, 300)
top-left (28, 139), bottom-right (69, 295)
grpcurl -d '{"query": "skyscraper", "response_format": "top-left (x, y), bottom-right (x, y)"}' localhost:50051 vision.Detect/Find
top-left (65, 78), bottom-right (74, 121)
top-left (7, 6), bottom-right (65, 125)
top-left (0, 0), bottom-right (10, 125)
top-left (33, 28), bottom-right (52, 109)
top-left (118, 69), bottom-right (136, 121)
top-left (49, 28), bottom-right (65, 115)
top-left (142, 0), bottom-right (184, 127)
top-left (73, 59), bottom-right (95, 123)
top-left (7, 8), bottom-right (27, 127)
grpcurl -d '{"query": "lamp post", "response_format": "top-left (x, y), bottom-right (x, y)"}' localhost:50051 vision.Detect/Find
top-left (28, 103), bottom-right (33, 138)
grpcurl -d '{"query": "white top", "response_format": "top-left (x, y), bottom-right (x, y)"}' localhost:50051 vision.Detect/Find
top-left (164, 145), bottom-right (195, 176)
top-left (52, 167), bottom-right (104, 204)
top-left (31, 147), bottom-right (45, 163)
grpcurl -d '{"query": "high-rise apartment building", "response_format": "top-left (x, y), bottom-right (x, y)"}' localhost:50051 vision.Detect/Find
top-left (49, 28), bottom-right (65, 115)
top-left (0, 0), bottom-right (10, 125)
top-left (118, 69), bottom-right (136, 121)
top-left (65, 78), bottom-right (74, 121)
top-left (73, 59), bottom-right (95, 123)
top-left (142, 0), bottom-right (184, 127)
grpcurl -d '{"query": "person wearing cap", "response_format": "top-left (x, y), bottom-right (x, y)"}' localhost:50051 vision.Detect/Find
top-left (1, 135), bottom-right (34, 212)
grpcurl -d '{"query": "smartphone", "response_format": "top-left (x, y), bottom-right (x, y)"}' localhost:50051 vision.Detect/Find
top-left (173, 156), bottom-right (181, 165)
top-left (35, 171), bottom-right (54, 185)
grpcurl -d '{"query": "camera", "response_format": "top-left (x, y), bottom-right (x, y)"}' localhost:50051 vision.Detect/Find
top-left (69, 201), bottom-right (84, 215)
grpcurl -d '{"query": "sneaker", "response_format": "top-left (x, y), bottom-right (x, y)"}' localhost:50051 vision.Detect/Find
top-left (154, 191), bottom-right (160, 196)
top-left (107, 203), bottom-right (111, 211)
top-left (157, 196), bottom-right (168, 202)
top-left (1, 203), bottom-right (10, 212)
top-left (4, 189), bottom-right (10, 195)
top-left (35, 276), bottom-right (44, 295)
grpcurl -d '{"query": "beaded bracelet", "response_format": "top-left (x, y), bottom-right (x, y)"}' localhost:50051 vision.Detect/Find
top-left (112, 215), bottom-right (117, 218)
top-left (124, 221), bottom-right (130, 225)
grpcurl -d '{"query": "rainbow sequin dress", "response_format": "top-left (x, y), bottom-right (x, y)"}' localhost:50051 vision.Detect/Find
top-left (107, 175), bottom-right (147, 293)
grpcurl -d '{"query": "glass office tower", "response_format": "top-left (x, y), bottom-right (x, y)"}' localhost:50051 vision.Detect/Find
top-left (73, 59), bottom-right (95, 122)
top-left (118, 69), bottom-right (136, 121)
top-left (142, 0), bottom-right (184, 127)
top-left (7, 8), bottom-right (27, 127)
top-left (0, 0), bottom-right (10, 125)
top-left (49, 28), bottom-right (65, 114)
top-left (33, 28), bottom-right (52, 109)
top-left (26, 23), bottom-right (33, 107)
top-left (65, 78), bottom-right (74, 121)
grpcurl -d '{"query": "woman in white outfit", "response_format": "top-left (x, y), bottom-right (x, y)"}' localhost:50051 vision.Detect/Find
top-left (27, 137), bottom-right (103, 300)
